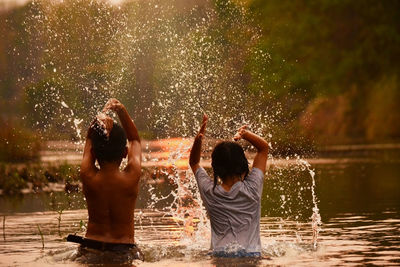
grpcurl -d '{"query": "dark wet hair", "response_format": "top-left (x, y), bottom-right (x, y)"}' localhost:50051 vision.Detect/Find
top-left (90, 121), bottom-right (127, 162)
top-left (211, 141), bottom-right (249, 189)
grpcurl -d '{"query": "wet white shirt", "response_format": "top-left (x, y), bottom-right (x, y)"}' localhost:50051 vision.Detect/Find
top-left (195, 167), bottom-right (264, 253)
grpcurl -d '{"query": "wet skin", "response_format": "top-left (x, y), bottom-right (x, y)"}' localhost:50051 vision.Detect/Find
top-left (82, 163), bottom-right (139, 244)
top-left (80, 98), bottom-right (141, 244)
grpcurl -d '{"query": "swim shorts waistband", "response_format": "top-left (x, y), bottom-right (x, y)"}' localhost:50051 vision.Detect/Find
top-left (67, 234), bottom-right (137, 252)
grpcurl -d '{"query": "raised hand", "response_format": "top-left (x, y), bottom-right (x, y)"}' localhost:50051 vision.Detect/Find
top-left (189, 114), bottom-right (208, 172)
top-left (233, 125), bottom-right (248, 141)
top-left (234, 125), bottom-right (269, 172)
top-left (103, 98), bottom-right (124, 113)
top-left (95, 112), bottom-right (114, 137)
top-left (196, 114), bottom-right (208, 139)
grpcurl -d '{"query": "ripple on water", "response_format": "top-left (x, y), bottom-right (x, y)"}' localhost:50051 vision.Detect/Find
top-left (1, 209), bottom-right (399, 266)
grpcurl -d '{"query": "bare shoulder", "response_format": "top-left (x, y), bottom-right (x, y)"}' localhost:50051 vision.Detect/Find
top-left (122, 140), bottom-right (140, 173)
top-left (80, 168), bottom-right (98, 184)
top-left (118, 170), bottom-right (140, 195)
top-left (122, 167), bottom-right (141, 184)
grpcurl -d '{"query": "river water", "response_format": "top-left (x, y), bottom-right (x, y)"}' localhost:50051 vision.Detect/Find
top-left (0, 149), bottom-right (400, 266)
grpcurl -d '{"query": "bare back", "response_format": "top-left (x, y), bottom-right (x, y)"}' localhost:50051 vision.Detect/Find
top-left (82, 169), bottom-right (140, 244)
top-left (80, 99), bottom-right (142, 244)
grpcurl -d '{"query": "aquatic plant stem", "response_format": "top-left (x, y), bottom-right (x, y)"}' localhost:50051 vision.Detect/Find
top-left (37, 224), bottom-right (44, 249)
top-left (2, 215), bottom-right (5, 241)
top-left (57, 209), bottom-right (64, 237)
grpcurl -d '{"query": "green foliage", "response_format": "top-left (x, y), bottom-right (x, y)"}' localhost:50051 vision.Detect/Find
top-left (365, 76), bottom-right (400, 141)
top-left (1, 0), bottom-right (400, 146)
top-left (299, 77), bottom-right (400, 144)
top-left (0, 119), bottom-right (41, 162)
top-left (246, 0), bottom-right (400, 144)
top-left (0, 163), bottom-right (79, 195)
top-left (56, 163), bottom-right (80, 183)
top-left (248, 0), bottom-right (400, 97)
top-left (0, 171), bottom-right (28, 195)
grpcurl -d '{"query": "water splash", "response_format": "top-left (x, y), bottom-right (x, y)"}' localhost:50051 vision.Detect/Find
top-left (18, 0), bottom-right (322, 257)
top-left (22, 0), bottom-right (279, 142)
top-left (60, 100), bottom-right (84, 141)
top-left (145, 140), bottom-right (210, 245)
top-left (297, 158), bottom-right (322, 249)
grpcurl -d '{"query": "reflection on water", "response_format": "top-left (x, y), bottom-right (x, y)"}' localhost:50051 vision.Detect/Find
top-left (0, 210), bottom-right (399, 266)
top-left (0, 160), bottom-right (400, 266)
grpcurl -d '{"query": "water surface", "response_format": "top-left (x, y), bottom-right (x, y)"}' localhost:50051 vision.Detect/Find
top-left (0, 159), bottom-right (399, 266)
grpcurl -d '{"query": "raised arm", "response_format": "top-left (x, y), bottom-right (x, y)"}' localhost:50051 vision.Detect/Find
top-left (189, 114), bottom-right (208, 173)
top-left (81, 115), bottom-right (114, 178)
top-left (103, 98), bottom-right (141, 174)
top-left (234, 126), bottom-right (269, 173)
top-left (80, 121), bottom-right (98, 179)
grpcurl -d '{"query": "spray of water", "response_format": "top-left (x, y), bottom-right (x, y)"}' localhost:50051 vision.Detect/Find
top-left (145, 140), bottom-right (210, 248)
top-left (22, 0), bottom-right (279, 140)
top-left (19, 0), bottom-right (321, 256)
top-left (297, 158), bottom-right (322, 249)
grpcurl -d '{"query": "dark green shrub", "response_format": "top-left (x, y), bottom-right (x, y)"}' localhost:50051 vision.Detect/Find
top-left (0, 171), bottom-right (27, 195)
top-left (0, 119), bottom-right (41, 162)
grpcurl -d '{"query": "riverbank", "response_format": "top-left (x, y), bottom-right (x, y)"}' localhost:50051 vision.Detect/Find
top-left (317, 143), bottom-right (400, 158)
top-left (40, 140), bottom-right (400, 163)
top-left (2, 139), bottom-right (400, 196)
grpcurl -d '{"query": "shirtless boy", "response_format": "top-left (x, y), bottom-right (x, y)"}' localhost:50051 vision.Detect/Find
top-left (68, 98), bottom-right (142, 260)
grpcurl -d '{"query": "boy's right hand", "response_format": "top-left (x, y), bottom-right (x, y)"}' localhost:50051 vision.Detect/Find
top-left (103, 98), bottom-right (124, 113)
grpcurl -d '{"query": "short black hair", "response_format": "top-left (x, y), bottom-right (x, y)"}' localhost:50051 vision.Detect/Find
top-left (90, 121), bottom-right (127, 162)
top-left (211, 141), bottom-right (249, 189)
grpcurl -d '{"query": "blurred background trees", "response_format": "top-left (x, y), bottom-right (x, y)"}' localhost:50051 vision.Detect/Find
top-left (247, 0), bottom-right (400, 143)
top-left (1, 0), bottom-right (400, 161)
